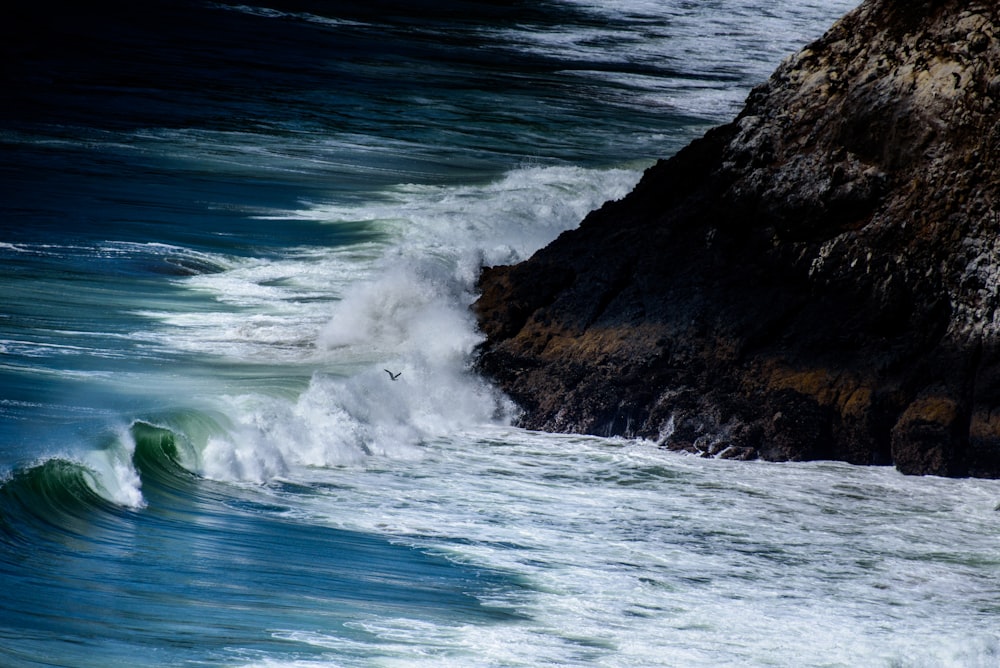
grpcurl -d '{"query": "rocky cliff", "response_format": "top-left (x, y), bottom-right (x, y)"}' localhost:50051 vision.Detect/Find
top-left (473, 0), bottom-right (1000, 477)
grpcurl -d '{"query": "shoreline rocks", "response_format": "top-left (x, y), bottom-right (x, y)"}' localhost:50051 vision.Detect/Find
top-left (473, 0), bottom-right (1000, 477)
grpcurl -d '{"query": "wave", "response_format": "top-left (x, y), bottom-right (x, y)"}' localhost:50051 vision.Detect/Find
top-left (0, 417), bottom-right (212, 543)
top-left (99, 242), bottom-right (233, 277)
top-left (129, 420), bottom-right (203, 489)
top-left (177, 165), bottom-right (644, 481)
top-left (3, 373), bottom-right (505, 539)
top-left (7, 166), bottom-right (644, 495)
top-left (96, 164), bottom-right (640, 485)
top-left (0, 458), bottom-right (127, 544)
top-left (0, 227), bottom-right (229, 276)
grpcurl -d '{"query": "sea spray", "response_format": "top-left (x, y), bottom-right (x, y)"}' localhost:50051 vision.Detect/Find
top-left (151, 165), bottom-right (641, 482)
top-left (82, 425), bottom-right (146, 509)
top-left (200, 365), bottom-right (516, 483)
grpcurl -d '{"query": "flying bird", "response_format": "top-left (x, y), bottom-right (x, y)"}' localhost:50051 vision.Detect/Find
top-left (384, 369), bottom-right (401, 381)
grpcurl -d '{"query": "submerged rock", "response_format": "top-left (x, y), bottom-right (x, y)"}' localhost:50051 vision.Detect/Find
top-left (473, 0), bottom-right (1000, 477)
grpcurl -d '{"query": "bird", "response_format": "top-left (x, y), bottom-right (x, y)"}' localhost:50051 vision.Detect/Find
top-left (384, 369), bottom-right (401, 381)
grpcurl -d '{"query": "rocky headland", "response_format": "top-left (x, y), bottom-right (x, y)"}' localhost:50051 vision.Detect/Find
top-left (473, 0), bottom-right (1000, 477)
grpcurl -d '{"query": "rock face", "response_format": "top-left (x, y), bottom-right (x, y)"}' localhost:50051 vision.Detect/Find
top-left (473, 0), bottom-right (1000, 477)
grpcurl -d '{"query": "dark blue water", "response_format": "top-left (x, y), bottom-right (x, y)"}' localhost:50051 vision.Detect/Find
top-left (9, 2), bottom-right (996, 667)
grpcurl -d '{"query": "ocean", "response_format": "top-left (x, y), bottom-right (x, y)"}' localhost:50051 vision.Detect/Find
top-left (2, 1), bottom-right (999, 666)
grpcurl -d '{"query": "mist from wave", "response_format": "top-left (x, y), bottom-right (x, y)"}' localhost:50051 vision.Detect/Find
top-left (130, 164), bottom-right (641, 485)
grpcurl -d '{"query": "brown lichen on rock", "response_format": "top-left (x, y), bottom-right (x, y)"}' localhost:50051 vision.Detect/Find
top-left (474, 0), bottom-right (1000, 477)
top-left (892, 395), bottom-right (965, 476)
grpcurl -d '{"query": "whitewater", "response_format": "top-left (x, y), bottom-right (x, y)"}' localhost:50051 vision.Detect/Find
top-left (2, 0), bottom-right (999, 666)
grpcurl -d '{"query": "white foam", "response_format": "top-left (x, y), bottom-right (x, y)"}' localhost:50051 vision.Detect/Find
top-left (198, 361), bottom-right (515, 483)
top-left (242, 428), bottom-right (1000, 667)
top-left (275, 165), bottom-right (641, 265)
top-left (79, 425), bottom-right (146, 509)
top-left (133, 247), bottom-right (369, 362)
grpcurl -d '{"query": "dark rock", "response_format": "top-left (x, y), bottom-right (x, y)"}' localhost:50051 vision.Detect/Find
top-left (473, 0), bottom-right (1000, 477)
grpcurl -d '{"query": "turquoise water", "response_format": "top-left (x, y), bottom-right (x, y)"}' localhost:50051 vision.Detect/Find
top-left (4, 1), bottom-right (1000, 666)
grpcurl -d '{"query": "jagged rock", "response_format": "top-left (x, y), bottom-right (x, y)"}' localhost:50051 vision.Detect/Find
top-left (473, 0), bottom-right (1000, 477)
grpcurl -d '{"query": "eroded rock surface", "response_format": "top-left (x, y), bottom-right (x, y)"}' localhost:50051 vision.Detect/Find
top-left (474, 0), bottom-right (1000, 477)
